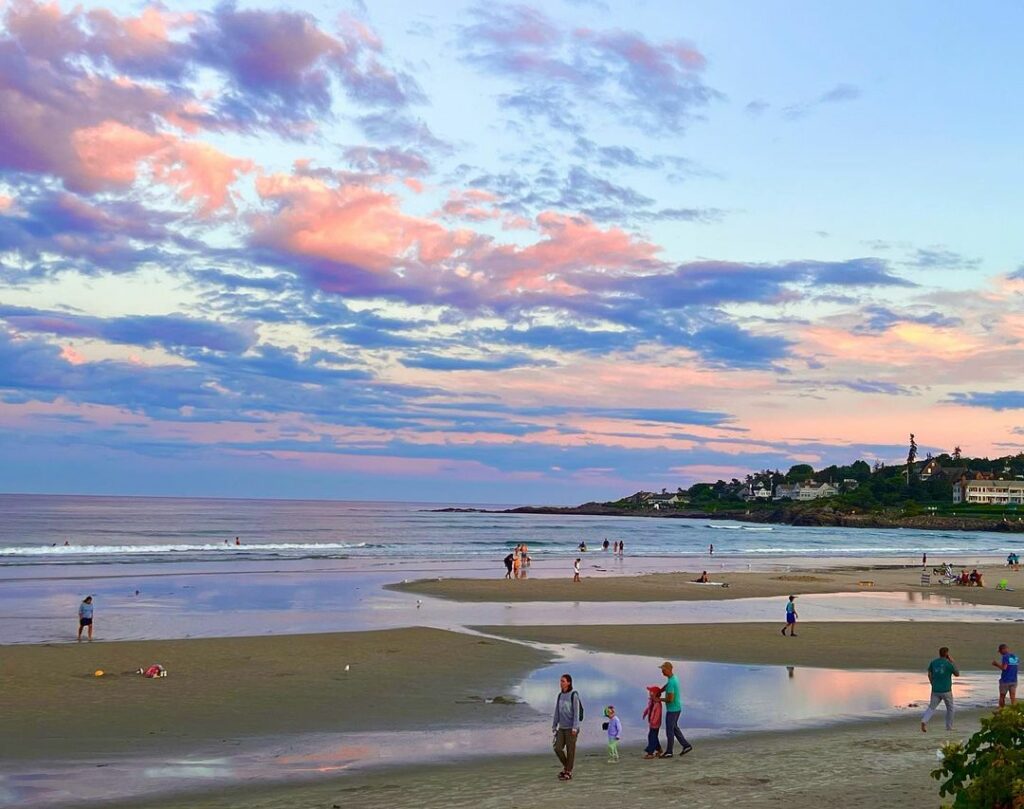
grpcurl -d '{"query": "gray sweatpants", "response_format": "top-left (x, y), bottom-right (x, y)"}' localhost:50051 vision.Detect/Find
top-left (921, 691), bottom-right (954, 729)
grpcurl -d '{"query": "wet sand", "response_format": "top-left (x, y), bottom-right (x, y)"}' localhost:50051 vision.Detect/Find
top-left (393, 562), bottom-right (1024, 607)
top-left (0, 628), bottom-right (545, 760)
top-left (481, 622), bottom-right (1019, 671)
top-left (99, 710), bottom-right (980, 809)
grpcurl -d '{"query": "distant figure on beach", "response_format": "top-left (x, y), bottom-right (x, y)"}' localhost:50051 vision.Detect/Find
top-left (235, 537), bottom-right (241, 546)
top-left (922, 552), bottom-right (927, 568)
top-left (504, 552), bottom-right (514, 579)
top-left (959, 569), bottom-right (969, 586)
top-left (694, 571), bottom-right (709, 583)
top-left (64, 540), bottom-right (70, 547)
top-left (921, 646), bottom-right (960, 732)
top-left (579, 540), bottom-right (587, 552)
top-left (642, 684), bottom-right (663, 758)
top-left (709, 543), bottom-right (714, 555)
top-left (781, 595), bottom-right (798, 636)
top-left (552, 673), bottom-right (581, 781)
top-left (993, 643), bottom-right (1018, 707)
top-left (77, 596), bottom-right (94, 642)
top-left (612, 541), bottom-right (619, 554)
top-left (618, 541), bottom-right (625, 555)
top-left (573, 558), bottom-right (581, 583)
top-left (970, 568), bottom-right (985, 587)
top-left (658, 661), bottom-right (692, 757)
top-left (603, 538), bottom-right (610, 552)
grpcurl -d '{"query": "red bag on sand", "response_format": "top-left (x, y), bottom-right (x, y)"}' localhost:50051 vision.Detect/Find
top-left (143, 665), bottom-right (164, 678)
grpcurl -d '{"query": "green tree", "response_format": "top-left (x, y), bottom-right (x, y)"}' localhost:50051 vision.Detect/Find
top-left (787, 464), bottom-right (814, 482)
top-left (932, 703), bottom-right (1024, 807)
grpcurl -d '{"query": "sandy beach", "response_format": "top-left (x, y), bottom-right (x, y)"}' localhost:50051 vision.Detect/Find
top-left (482, 621), bottom-right (1018, 671)
top-left (98, 710), bottom-right (982, 809)
top-left (0, 628), bottom-right (545, 760)
top-left (393, 561), bottom-right (1024, 607)
top-left (5, 558), bottom-right (1017, 808)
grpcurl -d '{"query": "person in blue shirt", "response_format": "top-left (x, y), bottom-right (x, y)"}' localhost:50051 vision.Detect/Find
top-left (992, 643), bottom-right (1019, 707)
top-left (77, 596), bottom-right (94, 642)
top-left (552, 673), bottom-right (581, 781)
top-left (780, 595), bottom-right (798, 637)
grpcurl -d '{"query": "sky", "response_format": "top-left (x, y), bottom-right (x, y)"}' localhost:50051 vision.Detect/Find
top-left (1, 0), bottom-right (1023, 504)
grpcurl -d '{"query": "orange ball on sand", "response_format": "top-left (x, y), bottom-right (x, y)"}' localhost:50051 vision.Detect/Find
top-left (93, 670), bottom-right (104, 677)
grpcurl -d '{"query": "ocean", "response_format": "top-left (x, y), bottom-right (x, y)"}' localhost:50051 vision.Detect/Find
top-left (0, 493), bottom-right (1020, 567)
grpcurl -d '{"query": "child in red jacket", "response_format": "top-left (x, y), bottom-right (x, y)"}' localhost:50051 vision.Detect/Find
top-left (642, 684), bottom-right (663, 758)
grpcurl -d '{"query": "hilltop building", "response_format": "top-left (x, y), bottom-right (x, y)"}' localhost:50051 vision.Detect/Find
top-left (953, 479), bottom-right (1024, 505)
top-left (774, 481), bottom-right (839, 501)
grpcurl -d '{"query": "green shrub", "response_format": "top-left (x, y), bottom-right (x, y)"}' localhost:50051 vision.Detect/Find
top-left (932, 704), bottom-right (1024, 807)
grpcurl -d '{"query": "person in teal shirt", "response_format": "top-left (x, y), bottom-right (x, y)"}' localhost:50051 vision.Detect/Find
top-left (921, 646), bottom-right (960, 732)
top-left (658, 661), bottom-right (692, 757)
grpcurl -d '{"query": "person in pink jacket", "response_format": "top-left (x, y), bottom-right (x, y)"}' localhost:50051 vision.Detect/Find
top-left (642, 684), bottom-right (663, 758)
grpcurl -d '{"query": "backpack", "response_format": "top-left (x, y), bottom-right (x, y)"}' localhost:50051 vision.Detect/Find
top-left (573, 690), bottom-right (584, 721)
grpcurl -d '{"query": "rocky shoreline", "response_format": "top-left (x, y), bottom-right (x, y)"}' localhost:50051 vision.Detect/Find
top-left (431, 504), bottom-right (1024, 533)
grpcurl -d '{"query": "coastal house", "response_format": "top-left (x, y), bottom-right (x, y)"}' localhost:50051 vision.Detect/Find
top-left (920, 459), bottom-right (968, 482)
top-left (953, 479), bottom-right (1024, 505)
top-left (647, 491), bottom-right (685, 509)
top-left (751, 483), bottom-right (773, 500)
top-left (774, 481), bottom-right (839, 501)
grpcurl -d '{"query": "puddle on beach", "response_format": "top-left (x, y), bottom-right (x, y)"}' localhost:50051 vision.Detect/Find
top-left (1, 567), bottom-right (1021, 644)
top-left (0, 645), bottom-right (993, 808)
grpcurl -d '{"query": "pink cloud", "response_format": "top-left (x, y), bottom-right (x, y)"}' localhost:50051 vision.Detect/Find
top-left (71, 121), bottom-right (252, 214)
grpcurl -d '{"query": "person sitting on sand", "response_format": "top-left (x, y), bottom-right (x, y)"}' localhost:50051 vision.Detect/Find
top-left (642, 685), bottom-right (664, 758)
top-left (573, 558), bottom-right (581, 583)
top-left (77, 596), bottom-right (94, 642)
top-left (959, 569), bottom-right (970, 586)
top-left (970, 569), bottom-right (985, 587)
top-left (694, 571), bottom-right (710, 583)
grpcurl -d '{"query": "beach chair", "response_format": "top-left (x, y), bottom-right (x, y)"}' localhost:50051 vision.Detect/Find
top-left (920, 572), bottom-right (931, 587)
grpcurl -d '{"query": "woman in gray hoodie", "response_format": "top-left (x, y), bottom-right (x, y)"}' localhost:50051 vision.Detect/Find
top-left (552, 673), bottom-right (581, 780)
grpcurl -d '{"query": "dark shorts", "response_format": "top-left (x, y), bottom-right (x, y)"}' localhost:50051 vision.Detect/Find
top-left (1000, 681), bottom-right (1018, 695)
top-left (79, 618), bottom-right (92, 627)
top-left (786, 614), bottom-right (796, 624)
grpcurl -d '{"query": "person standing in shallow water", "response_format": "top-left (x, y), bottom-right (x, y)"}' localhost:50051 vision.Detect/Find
top-left (552, 673), bottom-right (581, 780)
top-left (77, 596), bottom-right (94, 642)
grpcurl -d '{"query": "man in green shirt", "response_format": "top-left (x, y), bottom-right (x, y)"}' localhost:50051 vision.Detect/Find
top-left (658, 661), bottom-right (692, 757)
top-left (921, 646), bottom-right (960, 732)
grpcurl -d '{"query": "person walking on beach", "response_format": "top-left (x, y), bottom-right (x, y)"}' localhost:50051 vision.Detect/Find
top-left (77, 596), bottom-right (94, 642)
top-left (709, 543), bottom-right (714, 556)
top-left (921, 647), bottom-right (960, 732)
top-left (604, 705), bottom-right (621, 763)
top-left (504, 552), bottom-right (514, 579)
top-left (642, 684), bottom-right (663, 758)
top-left (573, 558), bottom-right (581, 583)
top-left (603, 538), bottom-right (610, 551)
top-left (992, 643), bottom-right (1018, 707)
top-left (781, 595), bottom-right (798, 636)
top-left (552, 674), bottom-right (581, 780)
top-left (658, 662), bottom-right (692, 757)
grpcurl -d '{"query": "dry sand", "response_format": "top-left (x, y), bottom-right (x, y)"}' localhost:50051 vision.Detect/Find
top-left (480, 621), bottom-right (1019, 671)
top-left (392, 563), bottom-right (1024, 607)
top-left (99, 711), bottom-right (979, 809)
top-left (0, 628), bottom-right (545, 760)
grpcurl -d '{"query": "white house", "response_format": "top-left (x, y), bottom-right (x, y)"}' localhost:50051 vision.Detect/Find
top-left (954, 479), bottom-right (1024, 505)
top-left (775, 481), bottom-right (839, 501)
